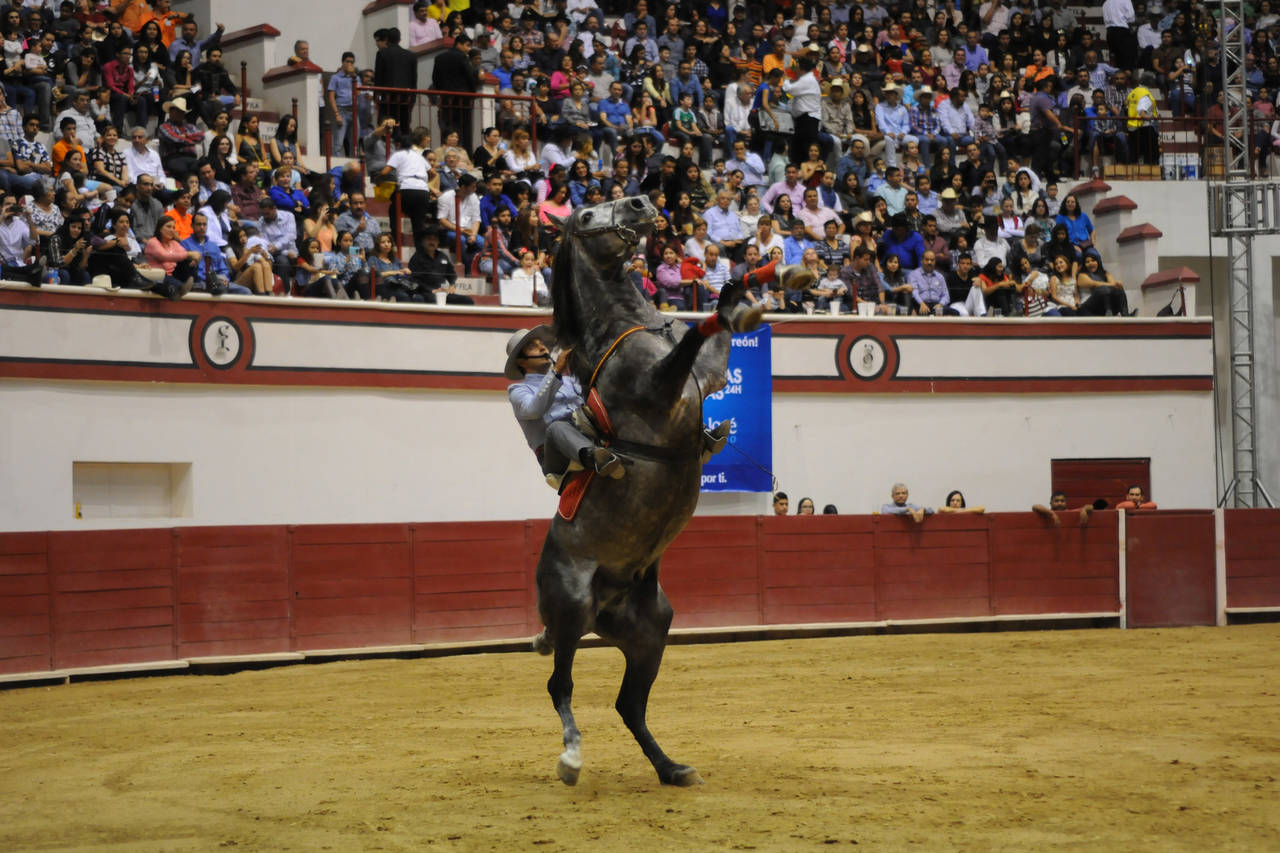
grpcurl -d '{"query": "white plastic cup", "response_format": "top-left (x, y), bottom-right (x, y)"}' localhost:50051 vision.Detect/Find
top-left (803, 301), bottom-right (815, 315)
top-left (434, 291), bottom-right (447, 306)
top-left (830, 298), bottom-right (842, 316)
top-left (857, 301), bottom-right (874, 317)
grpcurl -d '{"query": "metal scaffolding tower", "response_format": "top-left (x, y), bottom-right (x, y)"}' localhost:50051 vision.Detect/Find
top-left (1207, 0), bottom-right (1277, 507)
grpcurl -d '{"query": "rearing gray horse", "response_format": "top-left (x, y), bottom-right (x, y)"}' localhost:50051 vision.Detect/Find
top-left (532, 196), bottom-right (762, 787)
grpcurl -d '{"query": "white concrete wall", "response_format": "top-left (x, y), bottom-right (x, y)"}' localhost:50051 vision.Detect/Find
top-left (175, 0), bottom-right (373, 70)
top-left (0, 380), bottom-right (1216, 533)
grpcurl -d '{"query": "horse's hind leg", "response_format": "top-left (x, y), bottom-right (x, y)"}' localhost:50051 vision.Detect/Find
top-left (598, 563), bottom-right (703, 786)
top-left (537, 543), bottom-right (594, 785)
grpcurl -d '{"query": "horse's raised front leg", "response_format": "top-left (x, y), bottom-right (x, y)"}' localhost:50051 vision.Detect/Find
top-left (537, 540), bottom-right (596, 785)
top-left (596, 562), bottom-right (702, 786)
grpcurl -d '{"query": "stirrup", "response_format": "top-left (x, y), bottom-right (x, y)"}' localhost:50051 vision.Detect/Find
top-left (700, 421), bottom-right (732, 464)
top-left (589, 447), bottom-right (625, 479)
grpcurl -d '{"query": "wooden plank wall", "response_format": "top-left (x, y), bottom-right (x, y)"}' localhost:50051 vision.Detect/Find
top-left (1125, 511), bottom-right (1218, 628)
top-left (1223, 509), bottom-right (1280, 609)
top-left (4, 510), bottom-right (1270, 676)
top-left (0, 533), bottom-right (51, 674)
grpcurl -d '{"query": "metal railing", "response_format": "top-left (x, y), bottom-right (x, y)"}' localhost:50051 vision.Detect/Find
top-left (1068, 114), bottom-right (1256, 181)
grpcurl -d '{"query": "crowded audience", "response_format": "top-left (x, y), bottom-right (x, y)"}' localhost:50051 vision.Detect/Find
top-left (0, 0), bottom-right (1256, 310)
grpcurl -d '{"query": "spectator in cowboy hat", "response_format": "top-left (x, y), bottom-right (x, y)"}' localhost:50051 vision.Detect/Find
top-left (157, 96), bottom-right (204, 177)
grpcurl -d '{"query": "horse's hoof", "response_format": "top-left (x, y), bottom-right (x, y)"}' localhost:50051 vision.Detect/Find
top-left (724, 302), bottom-right (765, 334)
top-left (661, 764), bottom-right (704, 786)
top-left (557, 751), bottom-right (582, 786)
top-left (532, 630), bottom-right (552, 655)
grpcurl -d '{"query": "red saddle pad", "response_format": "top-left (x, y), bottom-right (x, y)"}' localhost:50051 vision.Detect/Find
top-left (558, 470), bottom-right (595, 521)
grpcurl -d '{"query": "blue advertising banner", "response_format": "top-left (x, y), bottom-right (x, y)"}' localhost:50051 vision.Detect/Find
top-left (700, 325), bottom-right (773, 493)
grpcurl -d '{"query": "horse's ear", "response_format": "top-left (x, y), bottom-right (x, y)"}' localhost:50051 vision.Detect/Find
top-left (545, 211), bottom-right (568, 232)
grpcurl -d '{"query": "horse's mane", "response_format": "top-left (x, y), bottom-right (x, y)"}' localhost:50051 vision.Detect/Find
top-left (549, 233), bottom-right (581, 348)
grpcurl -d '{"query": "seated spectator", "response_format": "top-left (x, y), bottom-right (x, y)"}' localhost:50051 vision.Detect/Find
top-left (977, 256), bottom-right (1017, 317)
top-left (255, 197), bottom-right (298, 281)
top-left (88, 125), bottom-right (129, 191)
top-left (369, 231), bottom-right (419, 302)
top-left (50, 116), bottom-right (84, 175)
top-left (142, 213), bottom-right (199, 300)
top-left (223, 224), bottom-right (275, 296)
top-left (880, 212), bottom-right (925, 270)
top-left (654, 245), bottom-right (686, 309)
top-left (409, 228), bottom-right (474, 305)
top-left (879, 253), bottom-right (912, 313)
top-left (162, 187), bottom-right (195, 241)
top-left (123, 127), bottom-right (164, 186)
top-left (437, 173), bottom-right (483, 264)
top-left (1015, 255), bottom-right (1057, 317)
top-left (813, 262), bottom-right (850, 314)
top-left (795, 497), bottom-right (815, 515)
top-left (908, 249), bottom-right (950, 315)
top-left (323, 229), bottom-right (371, 299)
top-left (182, 211), bottom-right (250, 295)
top-left (880, 482), bottom-right (930, 523)
top-left (295, 235), bottom-right (340, 297)
top-left (772, 491), bottom-right (789, 515)
top-left (938, 490), bottom-right (985, 514)
top-left (196, 190), bottom-right (233, 248)
top-left (1116, 485), bottom-right (1158, 511)
top-left (47, 215), bottom-right (92, 285)
top-left (268, 166), bottom-right (308, 218)
top-left (1055, 194), bottom-right (1095, 253)
top-left (1076, 252), bottom-right (1133, 316)
top-left (158, 97), bottom-right (203, 178)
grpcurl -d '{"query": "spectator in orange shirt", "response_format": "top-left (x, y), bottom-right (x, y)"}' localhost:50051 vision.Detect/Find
top-left (50, 117), bottom-right (85, 175)
top-left (762, 37), bottom-right (792, 80)
top-left (1115, 484), bottom-right (1158, 511)
top-left (162, 187), bottom-right (195, 241)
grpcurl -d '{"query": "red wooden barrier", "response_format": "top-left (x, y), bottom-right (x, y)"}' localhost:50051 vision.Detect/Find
top-left (988, 511), bottom-right (1120, 615)
top-left (0, 532), bottom-right (51, 674)
top-left (290, 524), bottom-right (413, 649)
top-left (1125, 511), bottom-right (1217, 627)
top-left (874, 513), bottom-right (992, 619)
top-left (49, 529), bottom-right (176, 669)
top-left (175, 526), bottom-right (291, 658)
top-left (663, 516), bottom-right (764, 628)
top-left (412, 520), bottom-right (533, 643)
top-left (757, 514), bottom-right (875, 624)
top-left (1224, 509), bottom-right (1280, 610)
top-left (2, 512), bottom-right (1272, 678)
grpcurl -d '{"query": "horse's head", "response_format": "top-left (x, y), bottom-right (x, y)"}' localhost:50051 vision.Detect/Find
top-left (550, 196), bottom-right (658, 270)
top-left (550, 196), bottom-right (659, 350)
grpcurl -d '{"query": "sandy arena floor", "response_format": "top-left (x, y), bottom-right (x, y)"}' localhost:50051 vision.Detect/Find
top-left (1, 624), bottom-right (1278, 852)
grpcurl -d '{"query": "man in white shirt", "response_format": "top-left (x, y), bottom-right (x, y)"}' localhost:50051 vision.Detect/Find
top-left (1103, 0), bottom-right (1137, 69)
top-left (386, 126), bottom-right (433, 250)
top-left (725, 138), bottom-right (766, 189)
top-left (782, 54), bottom-right (823, 166)
top-left (437, 173), bottom-right (484, 261)
top-left (977, 0), bottom-right (1011, 41)
top-left (55, 91), bottom-right (97, 150)
top-left (703, 190), bottom-right (745, 259)
top-left (123, 127), bottom-right (165, 184)
top-left (724, 83), bottom-right (754, 153)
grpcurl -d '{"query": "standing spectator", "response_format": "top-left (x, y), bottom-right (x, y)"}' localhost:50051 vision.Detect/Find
top-left (432, 33), bottom-right (481, 149)
top-left (1028, 75), bottom-right (1063, 182)
top-left (327, 51), bottom-right (359, 157)
top-left (386, 126), bottom-right (433, 251)
top-left (374, 27), bottom-right (418, 129)
top-left (880, 483), bottom-right (931, 523)
top-left (783, 55), bottom-right (822, 165)
top-left (1102, 0), bottom-right (1137, 71)
top-left (191, 46), bottom-right (240, 127)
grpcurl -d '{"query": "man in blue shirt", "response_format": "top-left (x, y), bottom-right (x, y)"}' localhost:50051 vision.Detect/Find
top-left (327, 52), bottom-right (358, 156)
top-left (169, 18), bottom-right (224, 64)
top-left (596, 82), bottom-right (631, 148)
top-left (183, 212), bottom-right (250, 295)
top-left (879, 213), bottom-right (926, 271)
top-left (669, 60), bottom-right (703, 111)
top-left (478, 174), bottom-right (518, 229)
top-left (782, 220), bottom-right (815, 265)
top-left (881, 482), bottom-right (931, 523)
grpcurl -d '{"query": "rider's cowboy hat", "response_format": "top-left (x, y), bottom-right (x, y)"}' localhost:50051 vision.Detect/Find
top-left (504, 325), bottom-right (556, 381)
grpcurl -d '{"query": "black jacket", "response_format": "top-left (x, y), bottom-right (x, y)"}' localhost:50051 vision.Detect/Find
top-left (431, 47), bottom-right (479, 93)
top-left (408, 248), bottom-right (456, 289)
top-left (374, 44), bottom-right (417, 90)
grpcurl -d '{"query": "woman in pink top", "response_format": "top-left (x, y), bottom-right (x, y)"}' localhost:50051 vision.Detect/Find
top-left (142, 215), bottom-right (199, 301)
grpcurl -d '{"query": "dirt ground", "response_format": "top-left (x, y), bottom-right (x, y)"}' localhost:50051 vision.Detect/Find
top-left (2, 624), bottom-right (1278, 852)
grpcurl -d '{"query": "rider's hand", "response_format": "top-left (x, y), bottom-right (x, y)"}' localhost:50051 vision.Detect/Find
top-left (554, 348), bottom-right (573, 375)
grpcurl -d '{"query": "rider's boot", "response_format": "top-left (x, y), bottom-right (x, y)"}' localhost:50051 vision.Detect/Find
top-left (582, 446), bottom-right (624, 479)
top-left (700, 420), bottom-right (733, 464)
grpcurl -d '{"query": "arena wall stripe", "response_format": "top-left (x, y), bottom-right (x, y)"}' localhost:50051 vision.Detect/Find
top-left (1, 511), bottom-right (1277, 680)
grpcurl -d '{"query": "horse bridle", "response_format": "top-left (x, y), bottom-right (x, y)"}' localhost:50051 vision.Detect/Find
top-left (570, 203), bottom-right (645, 246)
